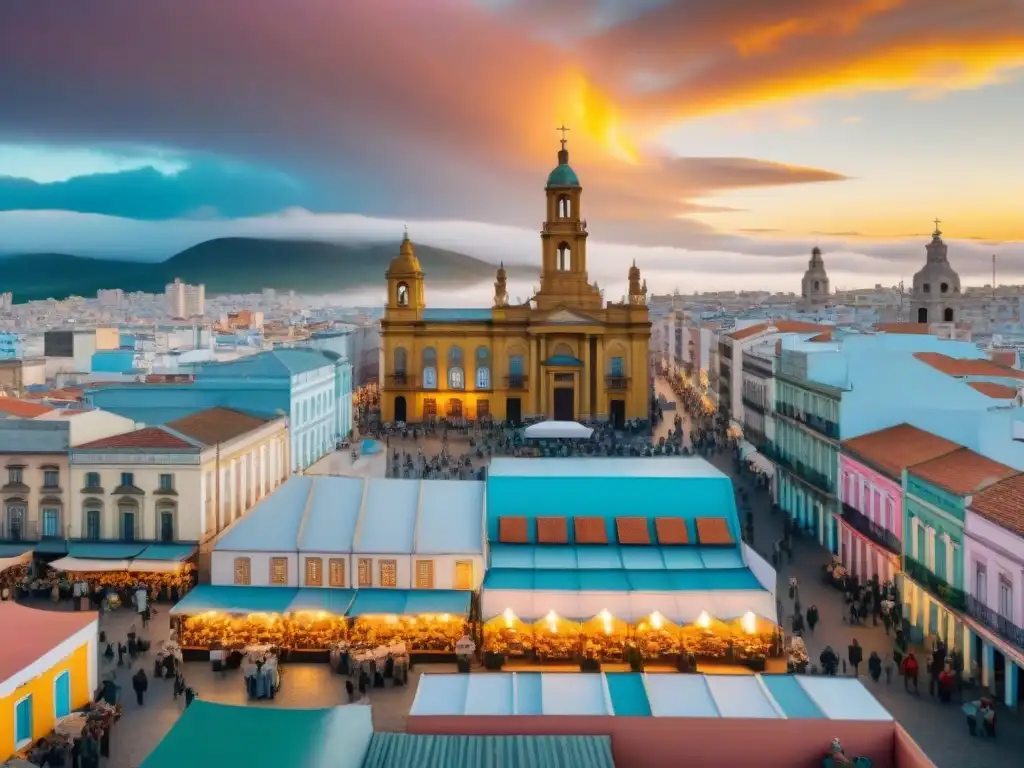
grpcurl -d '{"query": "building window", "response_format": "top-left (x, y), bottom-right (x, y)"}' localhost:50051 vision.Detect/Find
top-left (305, 557), bottom-right (323, 586)
top-left (15, 694), bottom-right (33, 749)
top-left (234, 557), bottom-right (251, 585)
top-left (329, 558), bottom-right (346, 587)
top-left (454, 560), bottom-right (474, 590)
top-left (885, 498), bottom-right (894, 531)
top-left (396, 281), bottom-right (409, 307)
top-left (270, 557), bottom-right (288, 585)
top-left (999, 577), bottom-right (1013, 618)
top-left (610, 356), bottom-right (624, 376)
top-left (7, 467), bottom-right (22, 484)
top-left (159, 474), bottom-right (174, 491)
top-left (120, 472), bottom-right (134, 488)
top-left (415, 559), bottom-right (434, 589)
top-left (158, 506), bottom-right (175, 542)
top-left (476, 367), bottom-right (490, 389)
top-left (476, 399), bottom-right (490, 421)
top-left (358, 558), bottom-right (372, 587)
top-left (975, 563), bottom-right (987, 602)
top-left (448, 346), bottom-right (465, 389)
top-left (475, 346), bottom-right (491, 389)
top-left (43, 470), bottom-right (59, 488)
top-left (394, 346), bottom-right (408, 375)
top-left (119, 503), bottom-right (137, 541)
top-left (85, 472), bottom-right (101, 489)
top-left (379, 559), bottom-right (397, 588)
top-left (422, 347), bottom-right (437, 389)
top-left (873, 491), bottom-right (881, 522)
top-left (423, 398), bottom-right (437, 419)
top-left (85, 507), bottom-right (101, 539)
top-left (42, 508), bottom-right (60, 538)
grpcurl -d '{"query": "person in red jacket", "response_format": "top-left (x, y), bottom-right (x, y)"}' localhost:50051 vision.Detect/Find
top-left (901, 650), bottom-right (920, 694)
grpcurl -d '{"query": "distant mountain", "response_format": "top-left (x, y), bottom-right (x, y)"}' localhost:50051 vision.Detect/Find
top-left (0, 237), bottom-right (532, 303)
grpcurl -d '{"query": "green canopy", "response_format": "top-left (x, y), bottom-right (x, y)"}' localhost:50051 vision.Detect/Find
top-left (141, 700), bottom-right (373, 768)
top-left (361, 734), bottom-right (616, 768)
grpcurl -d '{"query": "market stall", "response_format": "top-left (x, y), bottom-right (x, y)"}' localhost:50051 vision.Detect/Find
top-left (48, 542), bottom-right (197, 602)
top-left (346, 589), bottom-right (471, 659)
top-left (0, 548), bottom-right (31, 599)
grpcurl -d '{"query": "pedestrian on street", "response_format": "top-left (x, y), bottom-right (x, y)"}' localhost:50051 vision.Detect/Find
top-left (901, 651), bottom-right (920, 694)
top-left (131, 667), bottom-right (148, 706)
top-left (868, 651), bottom-right (882, 683)
top-left (848, 638), bottom-right (863, 677)
top-left (883, 652), bottom-right (894, 684)
top-left (806, 605), bottom-right (819, 633)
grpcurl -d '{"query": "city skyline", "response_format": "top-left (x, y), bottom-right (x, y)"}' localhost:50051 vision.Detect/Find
top-left (1, 0), bottom-right (1023, 293)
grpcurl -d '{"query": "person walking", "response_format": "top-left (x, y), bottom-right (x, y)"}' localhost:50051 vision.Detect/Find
top-left (883, 652), bottom-right (894, 684)
top-left (806, 605), bottom-right (819, 633)
top-left (131, 667), bottom-right (148, 706)
top-left (868, 651), bottom-right (882, 683)
top-left (848, 639), bottom-right (863, 677)
top-left (901, 651), bottom-right (920, 694)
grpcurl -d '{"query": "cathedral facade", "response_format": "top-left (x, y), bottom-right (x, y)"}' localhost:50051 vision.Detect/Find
top-left (379, 137), bottom-right (651, 427)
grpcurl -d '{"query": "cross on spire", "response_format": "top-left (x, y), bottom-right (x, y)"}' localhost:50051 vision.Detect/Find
top-left (933, 217), bottom-right (941, 234)
top-left (556, 124), bottom-right (570, 150)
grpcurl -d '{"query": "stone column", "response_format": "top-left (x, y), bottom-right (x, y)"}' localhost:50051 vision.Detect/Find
top-left (1005, 661), bottom-right (1020, 710)
top-left (911, 517), bottom-right (921, 560)
top-left (539, 337), bottom-right (548, 417)
top-left (983, 643), bottom-right (996, 693)
top-left (580, 334), bottom-right (591, 420)
top-left (530, 336), bottom-right (540, 417)
top-left (595, 340), bottom-right (605, 420)
top-left (943, 533), bottom-right (955, 586)
top-left (926, 526), bottom-right (936, 572)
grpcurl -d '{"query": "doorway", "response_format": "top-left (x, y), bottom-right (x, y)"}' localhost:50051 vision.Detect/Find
top-left (506, 397), bottom-right (522, 425)
top-left (121, 511), bottom-right (136, 542)
top-left (610, 399), bottom-right (626, 430)
top-left (553, 388), bottom-right (574, 421)
top-left (918, 307), bottom-right (928, 323)
top-left (393, 395), bottom-right (407, 423)
top-left (160, 510), bottom-right (175, 542)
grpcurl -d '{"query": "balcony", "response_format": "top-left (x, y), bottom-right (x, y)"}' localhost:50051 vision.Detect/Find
top-left (965, 595), bottom-right (1024, 653)
top-left (505, 375), bottom-right (528, 391)
top-left (606, 376), bottom-right (630, 392)
top-left (1, 519), bottom-right (39, 542)
top-left (840, 503), bottom-right (901, 556)
top-left (761, 445), bottom-right (833, 494)
top-left (775, 403), bottom-right (839, 440)
top-left (385, 372), bottom-right (417, 389)
top-left (741, 396), bottom-right (766, 414)
top-left (903, 556), bottom-right (967, 612)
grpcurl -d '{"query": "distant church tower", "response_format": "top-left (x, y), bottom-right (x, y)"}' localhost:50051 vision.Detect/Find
top-left (801, 247), bottom-right (830, 310)
top-left (911, 219), bottom-right (961, 324)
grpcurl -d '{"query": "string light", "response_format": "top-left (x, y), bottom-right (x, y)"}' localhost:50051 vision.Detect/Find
top-left (696, 610), bottom-right (711, 629)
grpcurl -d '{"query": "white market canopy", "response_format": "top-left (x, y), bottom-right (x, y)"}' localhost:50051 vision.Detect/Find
top-left (49, 557), bottom-right (132, 573)
top-left (0, 550), bottom-right (32, 572)
top-left (523, 420), bottom-right (594, 440)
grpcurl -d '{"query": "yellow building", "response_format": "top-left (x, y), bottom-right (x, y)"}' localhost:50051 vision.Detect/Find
top-left (0, 603), bottom-right (97, 759)
top-left (381, 135), bottom-right (651, 427)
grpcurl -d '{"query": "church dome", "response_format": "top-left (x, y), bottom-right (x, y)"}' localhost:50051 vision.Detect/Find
top-left (546, 163), bottom-right (580, 188)
top-left (389, 231), bottom-right (422, 274)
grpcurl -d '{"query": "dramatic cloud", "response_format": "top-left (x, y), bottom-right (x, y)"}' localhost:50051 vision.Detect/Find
top-left (0, 0), bottom-right (1020, 257)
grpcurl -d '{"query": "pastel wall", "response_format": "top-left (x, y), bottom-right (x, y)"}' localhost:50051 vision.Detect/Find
top-left (407, 715), bottom-right (911, 768)
top-left (839, 454), bottom-right (903, 541)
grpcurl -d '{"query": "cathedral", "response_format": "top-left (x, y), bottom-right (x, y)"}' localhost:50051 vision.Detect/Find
top-left (379, 133), bottom-right (651, 427)
top-left (910, 220), bottom-right (961, 324)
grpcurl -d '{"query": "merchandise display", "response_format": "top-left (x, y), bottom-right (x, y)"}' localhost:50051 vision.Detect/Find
top-left (349, 613), bottom-right (466, 653)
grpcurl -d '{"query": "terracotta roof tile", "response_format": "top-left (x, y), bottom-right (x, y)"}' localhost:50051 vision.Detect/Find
top-left (74, 426), bottom-right (198, 451)
top-left (536, 517), bottom-right (568, 544)
top-left (990, 350), bottom-right (1017, 367)
top-left (616, 517), bottom-right (652, 545)
top-left (971, 474), bottom-right (1024, 538)
top-left (0, 398), bottom-right (55, 418)
top-left (908, 447), bottom-right (1017, 497)
top-left (728, 323), bottom-right (769, 341)
top-left (913, 352), bottom-right (1024, 380)
top-left (166, 407), bottom-right (271, 446)
top-left (574, 517), bottom-right (608, 544)
top-left (967, 382), bottom-right (1017, 399)
top-left (498, 516), bottom-right (528, 544)
top-left (0, 603), bottom-right (97, 683)
top-left (808, 331), bottom-right (832, 343)
top-left (655, 517), bottom-right (689, 545)
top-left (695, 517), bottom-right (735, 545)
top-left (774, 320), bottom-right (831, 334)
top-left (841, 424), bottom-right (961, 481)
top-left (874, 322), bottom-right (932, 335)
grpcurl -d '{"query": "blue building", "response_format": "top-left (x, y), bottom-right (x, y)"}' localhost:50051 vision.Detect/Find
top-left (0, 332), bottom-right (23, 360)
top-left (91, 349), bottom-right (138, 374)
top-left (293, 328), bottom-right (355, 440)
top-left (84, 349), bottom-right (342, 471)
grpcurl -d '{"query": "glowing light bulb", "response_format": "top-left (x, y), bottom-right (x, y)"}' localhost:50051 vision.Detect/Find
top-left (742, 611), bottom-right (756, 635)
top-left (546, 610), bottom-right (558, 633)
top-left (503, 607), bottom-right (516, 628)
top-left (385, 614), bottom-right (398, 625)
top-left (598, 608), bottom-right (613, 635)
top-left (697, 610), bottom-right (711, 629)
top-left (650, 611), bottom-right (664, 630)
top-left (441, 613), bottom-right (450, 623)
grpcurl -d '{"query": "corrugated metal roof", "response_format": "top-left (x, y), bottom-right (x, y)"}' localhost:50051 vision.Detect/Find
top-left (416, 480), bottom-right (485, 554)
top-left (361, 733), bottom-right (615, 768)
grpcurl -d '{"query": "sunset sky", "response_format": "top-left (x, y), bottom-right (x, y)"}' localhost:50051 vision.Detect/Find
top-left (0, 0), bottom-right (1022, 293)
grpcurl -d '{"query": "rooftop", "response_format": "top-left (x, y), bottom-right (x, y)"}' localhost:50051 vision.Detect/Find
top-left (73, 425), bottom-right (199, 452)
top-left (421, 308), bottom-right (494, 323)
top-left (487, 456), bottom-right (726, 479)
top-left (970, 473), bottom-right (1024, 538)
top-left (908, 447), bottom-right (1017, 496)
top-left (967, 381), bottom-right (1017, 399)
top-left (0, 398), bottom-right (56, 418)
top-left (874, 322), bottom-right (932, 335)
top-left (165, 407), bottom-right (272, 445)
top-left (410, 672), bottom-right (893, 721)
top-left (0, 603), bottom-right (97, 694)
top-left (199, 348), bottom-right (334, 378)
top-left (727, 320), bottom-right (828, 341)
top-left (913, 351), bottom-right (1024, 380)
top-left (215, 476), bottom-right (314, 551)
top-left (841, 424), bottom-right (961, 481)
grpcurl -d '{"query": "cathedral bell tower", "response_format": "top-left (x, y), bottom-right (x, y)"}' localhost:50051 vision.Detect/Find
top-left (535, 126), bottom-right (602, 311)
top-left (385, 228), bottom-right (425, 320)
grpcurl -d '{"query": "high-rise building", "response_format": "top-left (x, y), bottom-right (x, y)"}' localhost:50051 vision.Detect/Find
top-left (0, 292), bottom-right (12, 310)
top-left (97, 288), bottom-right (125, 306)
top-left (165, 278), bottom-right (206, 319)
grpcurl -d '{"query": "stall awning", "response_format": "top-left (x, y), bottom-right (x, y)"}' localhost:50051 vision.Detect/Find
top-left (0, 550), bottom-right (31, 571)
top-left (49, 557), bottom-right (131, 573)
top-left (127, 560), bottom-right (187, 573)
top-left (483, 568), bottom-right (763, 592)
top-left (748, 452), bottom-right (775, 477)
top-left (68, 542), bottom-right (147, 559)
top-left (481, 586), bottom-right (777, 623)
top-left (134, 543), bottom-right (197, 561)
top-left (289, 588), bottom-right (356, 615)
top-left (169, 585), bottom-right (299, 616)
top-left (738, 440), bottom-right (756, 459)
top-left (346, 589), bottom-right (471, 618)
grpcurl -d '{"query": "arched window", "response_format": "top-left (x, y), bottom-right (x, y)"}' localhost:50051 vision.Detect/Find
top-left (552, 342), bottom-right (574, 359)
top-left (394, 346), bottom-right (408, 374)
top-left (4, 500), bottom-right (26, 541)
top-left (922, 283), bottom-right (931, 294)
top-left (557, 242), bottom-right (572, 271)
top-left (943, 307), bottom-right (954, 322)
top-left (157, 503), bottom-right (176, 542)
top-left (475, 346), bottom-right (491, 389)
top-left (118, 499), bottom-right (139, 542)
top-left (83, 501), bottom-right (102, 539)
top-left (940, 282), bottom-right (949, 294)
top-left (396, 281), bottom-right (410, 307)
top-left (448, 346), bottom-right (465, 390)
top-left (918, 307), bottom-right (928, 323)
top-left (422, 347), bottom-right (437, 389)
top-left (557, 195), bottom-right (572, 219)
top-left (813, 280), bottom-right (820, 291)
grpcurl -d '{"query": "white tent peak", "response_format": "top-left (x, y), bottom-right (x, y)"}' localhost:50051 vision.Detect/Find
top-left (523, 420), bottom-right (593, 440)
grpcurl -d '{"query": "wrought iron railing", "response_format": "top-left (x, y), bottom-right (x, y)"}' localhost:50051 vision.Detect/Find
top-left (760, 445), bottom-right (833, 493)
top-left (742, 396), bottom-right (767, 414)
top-left (965, 595), bottom-right (1024, 653)
top-left (775, 402), bottom-right (839, 439)
top-left (841, 503), bottom-right (901, 555)
top-left (505, 375), bottom-right (528, 390)
top-left (606, 376), bottom-right (630, 391)
top-left (903, 556), bottom-right (967, 612)
top-left (386, 373), bottom-right (417, 387)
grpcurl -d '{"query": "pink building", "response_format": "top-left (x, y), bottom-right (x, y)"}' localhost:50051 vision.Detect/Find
top-left (838, 424), bottom-right (960, 582)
